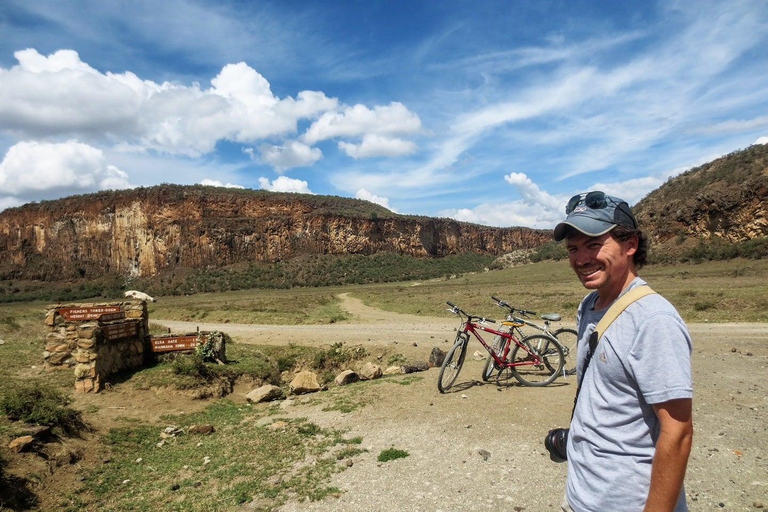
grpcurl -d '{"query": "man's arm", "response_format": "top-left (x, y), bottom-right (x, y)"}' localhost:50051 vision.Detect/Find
top-left (645, 398), bottom-right (693, 511)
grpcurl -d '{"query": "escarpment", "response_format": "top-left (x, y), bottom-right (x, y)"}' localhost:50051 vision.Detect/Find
top-left (0, 185), bottom-right (551, 280)
top-left (634, 143), bottom-right (768, 249)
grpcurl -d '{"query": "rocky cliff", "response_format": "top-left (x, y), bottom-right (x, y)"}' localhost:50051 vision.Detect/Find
top-left (634, 144), bottom-right (768, 251)
top-left (0, 185), bottom-right (550, 280)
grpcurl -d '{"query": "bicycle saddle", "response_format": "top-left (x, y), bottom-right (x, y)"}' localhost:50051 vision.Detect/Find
top-left (541, 313), bottom-right (561, 322)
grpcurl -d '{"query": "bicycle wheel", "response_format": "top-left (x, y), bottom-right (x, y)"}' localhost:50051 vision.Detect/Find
top-left (438, 333), bottom-right (468, 393)
top-left (553, 328), bottom-right (578, 377)
top-left (481, 335), bottom-right (505, 382)
top-left (508, 334), bottom-right (564, 386)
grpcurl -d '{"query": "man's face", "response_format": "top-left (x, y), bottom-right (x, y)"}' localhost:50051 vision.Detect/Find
top-left (566, 231), bottom-right (636, 292)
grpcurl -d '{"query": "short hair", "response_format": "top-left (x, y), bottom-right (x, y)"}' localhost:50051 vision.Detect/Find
top-left (611, 226), bottom-right (648, 268)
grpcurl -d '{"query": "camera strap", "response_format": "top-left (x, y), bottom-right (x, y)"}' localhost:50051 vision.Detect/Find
top-left (571, 285), bottom-right (657, 418)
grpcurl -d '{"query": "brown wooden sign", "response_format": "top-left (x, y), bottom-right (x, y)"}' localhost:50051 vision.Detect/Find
top-left (101, 321), bottom-right (138, 341)
top-left (58, 306), bottom-right (123, 321)
top-left (151, 335), bottom-right (199, 353)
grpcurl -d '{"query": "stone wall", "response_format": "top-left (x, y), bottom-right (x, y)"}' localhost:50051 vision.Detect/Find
top-left (44, 301), bottom-right (149, 392)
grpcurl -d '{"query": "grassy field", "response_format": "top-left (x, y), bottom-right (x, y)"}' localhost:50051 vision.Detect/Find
top-left (145, 258), bottom-right (768, 325)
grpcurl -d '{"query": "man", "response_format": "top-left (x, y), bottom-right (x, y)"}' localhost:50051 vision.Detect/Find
top-left (553, 191), bottom-right (693, 512)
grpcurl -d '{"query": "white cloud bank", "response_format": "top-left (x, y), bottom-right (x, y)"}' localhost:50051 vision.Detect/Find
top-left (355, 188), bottom-right (395, 212)
top-left (257, 140), bottom-right (322, 172)
top-left (440, 171), bottom-right (668, 228)
top-left (258, 176), bottom-right (313, 194)
top-left (755, 136), bottom-right (768, 145)
top-left (0, 49), bottom-right (421, 170)
top-left (199, 179), bottom-right (244, 189)
top-left (0, 140), bottom-right (131, 209)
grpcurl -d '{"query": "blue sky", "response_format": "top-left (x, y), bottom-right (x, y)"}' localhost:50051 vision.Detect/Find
top-left (1, 0), bottom-right (767, 228)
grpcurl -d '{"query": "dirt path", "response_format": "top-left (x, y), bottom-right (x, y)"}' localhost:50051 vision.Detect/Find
top-left (152, 295), bottom-right (768, 511)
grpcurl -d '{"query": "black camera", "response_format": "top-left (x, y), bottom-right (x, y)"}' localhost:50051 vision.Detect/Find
top-left (544, 428), bottom-right (569, 462)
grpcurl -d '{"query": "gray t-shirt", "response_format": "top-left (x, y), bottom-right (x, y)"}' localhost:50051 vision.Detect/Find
top-left (565, 277), bottom-right (693, 512)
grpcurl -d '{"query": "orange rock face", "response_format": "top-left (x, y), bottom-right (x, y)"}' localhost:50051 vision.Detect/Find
top-left (0, 185), bottom-right (550, 279)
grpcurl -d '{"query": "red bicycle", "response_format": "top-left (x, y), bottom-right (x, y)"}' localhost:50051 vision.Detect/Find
top-left (438, 301), bottom-right (565, 393)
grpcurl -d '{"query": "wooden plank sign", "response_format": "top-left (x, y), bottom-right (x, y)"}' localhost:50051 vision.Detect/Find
top-left (58, 306), bottom-right (123, 321)
top-left (151, 335), bottom-right (199, 353)
top-left (102, 321), bottom-right (138, 341)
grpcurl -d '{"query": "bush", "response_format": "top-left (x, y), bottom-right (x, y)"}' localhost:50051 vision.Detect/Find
top-left (377, 448), bottom-right (409, 462)
top-left (530, 241), bottom-right (568, 262)
top-left (0, 383), bottom-right (83, 433)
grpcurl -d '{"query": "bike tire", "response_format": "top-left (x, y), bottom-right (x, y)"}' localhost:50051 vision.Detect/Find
top-left (481, 335), bottom-right (506, 382)
top-left (553, 327), bottom-right (578, 377)
top-left (437, 333), bottom-right (468, 393)
top-left (509, 334), bottom-right (564, 387)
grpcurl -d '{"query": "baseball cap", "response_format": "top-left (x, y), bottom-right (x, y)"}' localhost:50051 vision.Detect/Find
top-left (553, 191), bottom-right (638, 241)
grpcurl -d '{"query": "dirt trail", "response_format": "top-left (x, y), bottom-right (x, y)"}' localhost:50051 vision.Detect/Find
top-left (151, 295), bottom-right (768, 511)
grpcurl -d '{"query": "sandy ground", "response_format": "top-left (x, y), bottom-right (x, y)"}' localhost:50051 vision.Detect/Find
top-left (148, 294), bottom-right (768, 512)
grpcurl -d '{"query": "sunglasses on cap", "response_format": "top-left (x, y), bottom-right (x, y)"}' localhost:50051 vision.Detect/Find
top-left (567, 191), bottom-right (616, 214)
top-left (565, 190), bottom-right (638, 229)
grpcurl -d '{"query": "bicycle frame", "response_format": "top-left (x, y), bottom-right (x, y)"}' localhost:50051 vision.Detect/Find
top-left (461, 320), bottom-right (545, 369)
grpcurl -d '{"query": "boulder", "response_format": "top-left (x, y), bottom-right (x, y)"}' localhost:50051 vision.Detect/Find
top-left (289, 371), bottom-right (321, 395)
top-left (359, 362), bottom-right (383, 380)
top-left (246, 384), bottom-right (285, 403)
top-left (334, 370), bottom-right (359, 386)
top-left (401, 361), bottom-right (429, 374)
top-left (9, 435), bottom-right (34, 453)
top-left (383, 366), bottom-right (402, 375)
top-left (429, 347), bottom-right (446, 367)
top-left (188, 425), bottom-right (216, 435)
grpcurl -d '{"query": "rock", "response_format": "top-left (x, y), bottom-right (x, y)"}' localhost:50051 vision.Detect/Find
top-left (9, 435), bottom-right (35, 453)
top-left (289, 371), bottom-right (321, 395)
top-left (383, 366), bottom-right (402, 375)
top-left (161, 426), bottom-right (184, 439)
top-left (0, 339), bottom-right (5, 345)
top-left (358, 362), bottom-right (383, 380)
top-left (268, 421), bottom-right (289, 430)
top-left (478, 449), bottom-right (491, 461)
top-left (334, 370), bottom-right (359, 386)
top-left (753, 501), bottom-right (764, 509)
top-left (246, 385), bottom-right (285, 403)
top-left (429, 347), bottom-right (446, 367)
top-left (472, 350), bottom-right (485, 361)
top-left (401, 361), bottom-right (429, 374)
top-left (188, 425), bottom-right (216, 435)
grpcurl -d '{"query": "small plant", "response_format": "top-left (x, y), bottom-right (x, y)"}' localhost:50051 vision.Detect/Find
top-left (377, 448), bottom-right (409, 462)
top-left (0, 383), bottom-right (83, 433)
top-left (386, 353), bottom-right (407, 366)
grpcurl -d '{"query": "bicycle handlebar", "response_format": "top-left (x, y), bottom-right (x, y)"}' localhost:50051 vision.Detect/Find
top-left (445, 301), bottom-right (495, 324)
top-left (490, 296), bottom-right (536, 317)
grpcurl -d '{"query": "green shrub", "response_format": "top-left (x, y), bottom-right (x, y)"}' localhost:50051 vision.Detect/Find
top-left (0, 383), bottom-right (83, 432)
top-left (311, 342), bottom-right (368, 372)
top-left (377, 448), bottom-right (409, 462)
top-left (530, 241), bottom-right (568, 262)
top-left (171, 354), bottom-right (211, 380)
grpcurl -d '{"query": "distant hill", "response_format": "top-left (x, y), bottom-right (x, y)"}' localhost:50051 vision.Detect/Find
top-left (635, 144), bottom-right (768, 259)
top-left (0, 185), bottom-right (550, 288)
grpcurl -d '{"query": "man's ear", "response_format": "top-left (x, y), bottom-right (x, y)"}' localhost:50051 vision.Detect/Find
top-left (624, 234), bottom-right (639, 256)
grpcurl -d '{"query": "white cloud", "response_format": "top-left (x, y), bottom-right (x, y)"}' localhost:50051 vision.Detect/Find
top-left (199, 178), bottom-right (244, 189)
top-left (258, 176), bottom-right (313, 194)
top-left (257, 140), bottom-right (322, 172)
top-left (302, 102), bottom-right (421, 145)
top-left (439, 172), bottom-right (565, 228)
top-left (0, 140), bottom-right (131, 197)
top-left (754, 136), bottom-right (768, 145)
top-left (355, 188), bottom-right (395, 211)
top-left (0, 196), bottom-right (23, 211)
top-left (0, 49), bottom-right (339, 157)
top-left (339, 134), bottom-right (417, 159)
